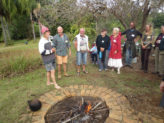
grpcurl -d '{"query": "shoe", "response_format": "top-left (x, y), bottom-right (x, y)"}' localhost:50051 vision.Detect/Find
top-left (64, 73), bottom-right (70, 77)
top-left (99, 69), bottom-right (102, 72)
top-left (117, 71), bottom-right (120, 74)
top-left (58, 74), bottom-right (61, 79)
top-left (83, 71), bottom-right (88, 74)
top-left (128, 65), bottom-right (133, 69)
top-left (105, 68), bottom-right (108, 71)
top-left (144, 70), bottom-right (148, 73)
top-left (152, 72), bottom-right (159, 74)
top-left (54, 83), bottom-right (61, 89)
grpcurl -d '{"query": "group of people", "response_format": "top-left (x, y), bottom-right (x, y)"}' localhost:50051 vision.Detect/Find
top-left (38, 22), bottom-right (164, 90)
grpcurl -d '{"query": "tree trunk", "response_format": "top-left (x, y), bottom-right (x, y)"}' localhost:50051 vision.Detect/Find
top-left (38, 20), bottom-right (42, 38)
top-left (140, 0), bottom-right (151, 32)
top-left (30, 13), bottom-right (36, 41)
top-left (0, 16), bottom-right (7, 46)
top-left (4, 18), bottom-right (11, 41)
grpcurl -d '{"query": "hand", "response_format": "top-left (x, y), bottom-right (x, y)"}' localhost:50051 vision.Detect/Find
top-left (160, 82), bottom-right (164, 92)
top-left (51, 48), bottom-right (56, 53)
top-left (69, 50), bottom-right (71, 57)
top-left (100, 47), bottom-right (104, 52)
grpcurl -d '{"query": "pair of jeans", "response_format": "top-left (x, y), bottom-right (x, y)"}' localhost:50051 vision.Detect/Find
top-left (76, 51), bottom-right (87, 66)
top-left (91, 53), bottom-right (97, 63)
top-left (141, 48), bottom-right (151, 71)
top-left (105, 50), bottom-right (110, 68)
top-left (98, 53), bottom-right (107, 70)
top-left (159, 51), bottom-right (164, 75)
top-left (155, 47), bottom-right (159, 73)
top-left (125, 47), bottom-right (132, 65)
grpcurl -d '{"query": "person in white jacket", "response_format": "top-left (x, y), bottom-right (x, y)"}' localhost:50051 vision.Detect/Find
top-left (74, 28), bottom-right (89, 75)
top-left (38, 25), bottom-right (60, 89)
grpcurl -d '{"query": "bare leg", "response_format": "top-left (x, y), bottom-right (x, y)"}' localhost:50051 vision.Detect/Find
top-left (77, 65), bottom-right (80, 72)
top-left (117, 67), bottom-right (120, 74)
top-left (82, 65), bottom-right (86, 71)
top-left (63, 63), bottom-right (69, 76)
top-left (51, 70), bottom-right (60, 89)
top-left (46, 72), bottom-right (51, 85)
top-left (58, 64), bottom-right (61, 79)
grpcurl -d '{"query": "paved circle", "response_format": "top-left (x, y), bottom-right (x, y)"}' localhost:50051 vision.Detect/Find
top-left (30, 85), bottom-right (164, 123)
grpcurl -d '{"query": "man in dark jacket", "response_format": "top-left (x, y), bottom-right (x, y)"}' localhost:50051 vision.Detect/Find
top-left (96, 29), bottom-right (110, 71)
top-left (122, 22), bottom-right (142, 68)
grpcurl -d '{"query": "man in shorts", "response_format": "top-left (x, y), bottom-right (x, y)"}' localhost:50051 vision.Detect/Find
top-left (53, 26), bottom-right (71, 79)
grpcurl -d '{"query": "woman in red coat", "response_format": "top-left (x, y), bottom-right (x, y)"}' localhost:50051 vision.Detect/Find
top-left (108, 28), bottom-right (123, 74)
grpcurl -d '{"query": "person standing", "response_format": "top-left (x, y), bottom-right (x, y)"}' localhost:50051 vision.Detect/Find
top-left (90, 42), bottom-right (97, 64)
top-left (158, 26), bottom-right (164, 77)
top-left (154, 26), bottom-right (164, 77)
top-left (74, 28), bottom-right (89, 75)
top-left (39, 25), bottom-right (60, 89)
top-left (108, 28), bottom-right (123, 74)
top-left (121, 22), bottom-right (142, 68)
top-left (53, 26), bottom-right (71, 79)
top-left (141, 24), bottom-right (154, 73)
top-left (160, 77), bottom-right (164, 107)
top-left (96, 29), bottom-right (110, 71)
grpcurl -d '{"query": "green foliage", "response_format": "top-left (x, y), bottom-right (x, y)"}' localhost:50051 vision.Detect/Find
top-left (0, 42), bottom-right (42, 78)
top-left (153, 13), bottom-right (164, 28)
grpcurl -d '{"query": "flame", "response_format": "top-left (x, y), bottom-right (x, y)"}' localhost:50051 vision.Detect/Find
top-left (85, 104), bottom-right (92, 113)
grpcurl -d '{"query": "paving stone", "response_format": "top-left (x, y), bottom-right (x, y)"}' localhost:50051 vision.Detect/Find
top-left (27, 85), bottom-right (163, 123)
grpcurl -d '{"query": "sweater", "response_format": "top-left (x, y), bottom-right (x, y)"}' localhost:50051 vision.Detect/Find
top-left (39, 37), bottom-right (55, 64)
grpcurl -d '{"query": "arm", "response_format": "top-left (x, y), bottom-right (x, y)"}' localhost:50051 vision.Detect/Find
top-left (66, 36), bottom-right (71, 56)
top-left (121, 30), bottom-right (127, 35)
top-left (73, 37), bottom-right (77, 50)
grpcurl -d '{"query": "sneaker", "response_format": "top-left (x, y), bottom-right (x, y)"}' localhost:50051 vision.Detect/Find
top-left (64, 73), bottom-right (70, 77)
top-left (105, 68), bottom-right (108, 71)
top-left (99, 69), bottom-right (102, 72)
top-left (58, 74), bottom-right (61, 79)
top-left (117, 71), bottom-right (120, 74)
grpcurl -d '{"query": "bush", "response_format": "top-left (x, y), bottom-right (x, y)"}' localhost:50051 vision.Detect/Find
top-left (0, 47), bottom-right (42, 78)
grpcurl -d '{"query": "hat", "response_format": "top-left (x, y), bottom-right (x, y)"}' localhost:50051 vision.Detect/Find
top-left (41, 25), bottom-right (49, 34)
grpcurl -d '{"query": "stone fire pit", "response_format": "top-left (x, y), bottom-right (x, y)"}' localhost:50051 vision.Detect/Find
top-left (29, 85), bottom-right (163, 123)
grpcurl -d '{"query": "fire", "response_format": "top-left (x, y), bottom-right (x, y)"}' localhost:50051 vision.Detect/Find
top-left (85, 103), bottom-right (92, 113)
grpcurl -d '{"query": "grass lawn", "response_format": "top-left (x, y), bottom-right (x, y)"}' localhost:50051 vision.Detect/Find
top-left (0, 40), bottom-right (163, 123)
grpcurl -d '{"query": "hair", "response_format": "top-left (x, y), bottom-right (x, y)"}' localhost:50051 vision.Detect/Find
top-left (57, 26), bottom-right (63, 30)
top-left (145, 24), bottom-right (153, 35)
top-left (80, 28), bottom-right (85, 32)
top-left (113, 28), bottom-right (119, 34)
top-left (101, 29), bottom-right (107, 32)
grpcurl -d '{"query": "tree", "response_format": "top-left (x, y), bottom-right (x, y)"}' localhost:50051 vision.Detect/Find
top-left (0, 0), bottom-right (37, 46)
top-left (108, 0), bottom-right (164, 31)
top-left (153, 13), bottom-right (164, 28)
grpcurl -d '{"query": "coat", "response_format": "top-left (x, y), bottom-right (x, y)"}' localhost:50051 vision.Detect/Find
top-left (109, 33), bottom-right (122, 59)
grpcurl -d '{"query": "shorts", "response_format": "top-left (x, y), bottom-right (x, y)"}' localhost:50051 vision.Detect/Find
top-left (56, 55), bottom-right (68, 64)
top-left (76, 51), bottom-right (87, 66)
top-left (45, 62), bottom-right (56, 72)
